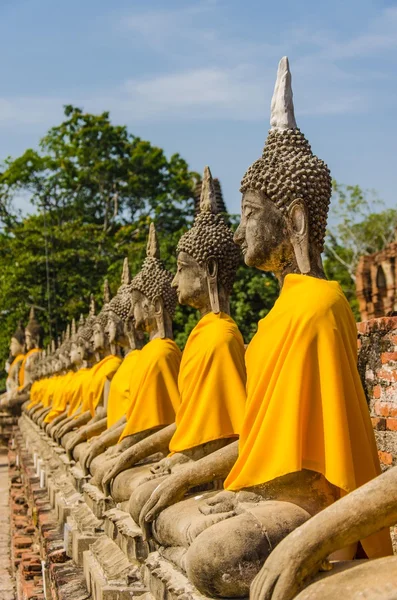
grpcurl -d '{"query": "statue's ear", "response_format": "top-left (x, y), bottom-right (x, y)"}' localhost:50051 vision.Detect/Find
top-left (153, 296), bottom-right (166, 339)
top-left (287, 199), bottom-right (311, 275)
top-left (206, 257), bottom-right (220, 314)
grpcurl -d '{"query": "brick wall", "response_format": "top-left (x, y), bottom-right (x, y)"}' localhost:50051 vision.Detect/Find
top-left (357, 316), bottom-right (397, 469)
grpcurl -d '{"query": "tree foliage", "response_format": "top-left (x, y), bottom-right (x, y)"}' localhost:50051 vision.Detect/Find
top-left (0, 105), bottom-right (279, 390)
top-left (324, 181), bottom-right (397, 319)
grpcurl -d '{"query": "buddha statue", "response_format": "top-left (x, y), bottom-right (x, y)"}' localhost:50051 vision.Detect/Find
top-left (64, 271), bottom-right (135, 459)
top-left (80, 273), bottom-right (145, 475)
top-left (100, 166), bottom-right (246, 519)
top-left (43, 325), bottom-right (75, 429)
top-left (7, 307), bottom-right (43, 409)
top-left (251, 465), bottom-right (397, 600)
top-left (133, 57), bottom-right (393, 598)
top-left (0, 322), bottom-right (25, 405)
top-left (52, 311), bottom-right (98, 442)
top-left (88, 223), bottom-right (181, 493)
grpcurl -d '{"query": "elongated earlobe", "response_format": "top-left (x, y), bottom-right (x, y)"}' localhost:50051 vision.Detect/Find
top-left (288, 199), bottom-right (311, 275)
top-left (154, 296), bottom-right (166, 339)
top-left (206, 257), bottom-right (220, 314)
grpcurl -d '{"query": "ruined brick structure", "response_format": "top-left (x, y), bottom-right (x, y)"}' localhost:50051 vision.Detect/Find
top-left (358, 316), bottom-right (397, 470)
top-left (356, 243), bottom-right (397, 321)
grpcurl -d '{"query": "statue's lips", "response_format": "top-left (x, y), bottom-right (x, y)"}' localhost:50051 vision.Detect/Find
top-left (241, 245), bottom-right (248, 255)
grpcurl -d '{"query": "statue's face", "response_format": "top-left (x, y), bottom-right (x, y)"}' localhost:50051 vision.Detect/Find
top-left (60, 351), bottom-right (70, 369)
top-left (70, 341), bottom-right (84, 365)
top-left (25, 331), bottom-right (35, 351)
top-left (234, 190), bottom-right (294, 272)
top-left (10, 337), bottom-right (23, 357)
top-left (105, 312), bottom-right (128, 350)
top-left (93, 322), bottom-right (106, 351)
top-left (172, 252), bottom-right (209, 309)
top-left (131, 290), bottom-right (156, 333)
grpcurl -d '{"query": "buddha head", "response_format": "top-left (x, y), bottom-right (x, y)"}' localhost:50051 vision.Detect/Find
top-left (173, 166), bottom-right (240, 315)
top-left (128, 223), bottom-right (177, 340)
top-left (70, 305), bottom-right (96, 367)
top-left (58, 324), bottom-right (72, 371)
top-left (93, 280), bottom-right (112, 354)
top-left (25, 306), bottom-right (43, 351)
top-left (234, 57), bottom-right (332, 280)
top-left (105, 259), bottom-right (134, 353)
top-left (10, 321), bottom-right (25, 357)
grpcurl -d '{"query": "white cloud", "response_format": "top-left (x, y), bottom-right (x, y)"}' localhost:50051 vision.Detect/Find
top-left (1, 4), bottom-right (396, 130)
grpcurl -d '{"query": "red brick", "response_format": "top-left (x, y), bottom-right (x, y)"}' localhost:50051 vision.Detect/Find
top-left (14, 536), bottom-right (33, 549)
top-left (371, 417), bottom-right (386, 430)
top-left (378, 450), bottom-right (393, 465)
top-left (374, 400), bottom-right (390, 416)
top-left (376, 369), bottom-right (397, 382)
top-left (386, 418), bottom-right (397, 431)
top-left (381, 352), bottom-right (397, 364)
top-left (372, 385), bottom-right (382, 399)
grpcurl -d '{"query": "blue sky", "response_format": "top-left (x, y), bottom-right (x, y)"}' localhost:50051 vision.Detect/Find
top-left (1, 0), bottom-right (397, 215)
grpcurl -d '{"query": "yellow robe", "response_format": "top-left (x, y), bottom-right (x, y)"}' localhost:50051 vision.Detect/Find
top-left (27, 379), bottom-right (45, 409)
top-left (107, 350), bottom-right (141, 428)
top-left (80, 355), bottom-right (122, 417)
top-left (19, 348), bottom-right (41, 389)
top-left (67, 368), bottom-right (92, 416)
top-left (44, 371), bottom-right (75, 423)
top-left (224, 274), bottom-right (392, 557)
top-left (119, 339), bottom-right (181, 441)
top-left (169, 312), bottom-right (246, 453)
top-left (6, 354), bottom-right (25, 390)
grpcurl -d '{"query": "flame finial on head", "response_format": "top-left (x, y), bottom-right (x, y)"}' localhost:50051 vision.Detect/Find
top-left (121, 258), bottom-right (131, 285)
top-left (270, 56), bottom-right (297, 131)
top-left (71, 319), bottom-right (76, 337)
top-left (199, 166), bottom-right (218, 214)
top-left (146, 222), bottom-right (160, 259)
top-left (89, 294), bottom-right (96, 317)
top-left (103, 279), bottom-right (111, 304)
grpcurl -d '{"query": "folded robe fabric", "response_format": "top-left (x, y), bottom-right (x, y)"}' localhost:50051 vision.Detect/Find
top-left (44, 371), bottom-right (75, 423)
top-left (6, 354), bottom-right (25, 390)
top-left (80, 355), bottom-right (122, 417)
top-left (67, 368), bottom-right (92, 416)
top-left (224, 274), bottom-right (393, 558)
top-left (18, 348), bottom-right (41, 389)
top-left (107, 349), bottom-right (141, 428)
top-left (169, 312), bottom-right (246, 453)
top-left (119, 338), bottom-right (181, 441)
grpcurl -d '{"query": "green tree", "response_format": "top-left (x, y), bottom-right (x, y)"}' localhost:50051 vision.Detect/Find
top-left (324, 181), bottom-right (397, 319)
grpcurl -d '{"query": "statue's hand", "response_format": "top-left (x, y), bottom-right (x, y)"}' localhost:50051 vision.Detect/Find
top-left (139, 473), bottom-right (189, 535)
top-left (150, 453), bottom-right (190, 476)
top-left (198, 491), bottom-right (236, 515)
top-left (250, 531), bottom-right (320, 600)
top-left (101, 457), bottom-right (125, 496)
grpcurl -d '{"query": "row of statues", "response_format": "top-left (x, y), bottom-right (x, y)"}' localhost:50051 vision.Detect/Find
top-left (11, 57), bottom-right (397, 599)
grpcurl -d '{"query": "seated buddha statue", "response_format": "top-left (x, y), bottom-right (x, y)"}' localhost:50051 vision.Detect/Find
top-left (8, 307), bottom-right (43, 409)
top-left (99, 166), bottom-right (247, 512)
top-left (80, 278), bottom-right (145, 475)
top-left (52, 312), bottom-right (98, 442)
top-left (65, 270), bottom-right (135, 459)
top-left (0, 321), bottom-right (25, 406)
top-left (251, 465), bottom-right (397, 600)
top-left (44, 325), bottom-right (76, 430)
top-left (88, 223), bottom-right (182, 491)
top-left (133, 57), bottom-right (393, 598)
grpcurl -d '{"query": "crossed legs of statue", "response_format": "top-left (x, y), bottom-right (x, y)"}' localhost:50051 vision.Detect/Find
top-left (128, 470), bottom-right (346, 598)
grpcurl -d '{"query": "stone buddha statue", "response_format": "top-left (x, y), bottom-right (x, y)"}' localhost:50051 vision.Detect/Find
top-left (53, 310), bottom-right (99, 442)
top-left (88, 223), bottom-right (181, 492)
top-left (251, 465), bottom-right (397, 600)
top-left (3, 321), bottom-right (25, 397)
top-left (133, 57), bottom-right (392, 598)
top-left (80, 269), bottom-right (145, 475)
top-left (65, 269), bottom-right (137, 460)
top-left (9, 307), bottom-right (43, 410)
top-left (100, 166), bottom-right (247, 517)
